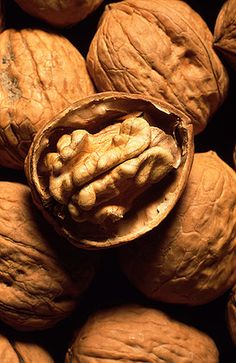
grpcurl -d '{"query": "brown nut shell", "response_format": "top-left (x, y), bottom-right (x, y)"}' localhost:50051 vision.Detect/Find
top-left (87, 0), bottom-right (229, 135)
top-left (214, 0), bottom-right (236, 70)
top-left (0, 28), bottom-right (95, 170)
top-left (0, 181), bottom-right (99, 331)
top-left (0, 334), bottom-right (54, 362)
top-left (14, 0), bottom-right (104, 28)
top-left (25, 91), bottom-right (194, 249)
top-left (227, 284), bottom-right (236, 345)
top-left (65, 304), bottom-right (219, 363)
top-left (118, 151), bottom-right (236, 305)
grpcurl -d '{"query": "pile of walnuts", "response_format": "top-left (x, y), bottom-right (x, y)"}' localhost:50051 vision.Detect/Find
top-left (0, 0), bottom-right (235, 362)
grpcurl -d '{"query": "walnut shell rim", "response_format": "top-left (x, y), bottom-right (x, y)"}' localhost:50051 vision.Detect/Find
top-left (25, 91), bottom-right (194, 249)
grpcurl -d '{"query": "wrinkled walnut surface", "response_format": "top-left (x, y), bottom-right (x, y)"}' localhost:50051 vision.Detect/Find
top-left (0, 334), bottom-right (54, 362)
top-left (118, 151), bottom-right (236, 305)
top-left (25, 92), bottom-right (194, 249)
top-left (0, 182), bottom-right (98, 331)
top-left (0, 28), bottom-right (94, 170)
top-left (214, 0), bottom-right (236, 70)
top-left (87, 0), bottom-right (229, 135)
top-left (227, 283), bottom-right (236, 346)
top-left (65, 304), bottom-right (219, 362)
top-left (14, 0), bottom-right (104, 27)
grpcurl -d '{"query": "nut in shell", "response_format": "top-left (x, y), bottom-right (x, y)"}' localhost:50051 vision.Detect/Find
top-left (65, 304), bottom-right (219, 363)
top-left (14, 0), bottom-right (104, 27)
top-left (214, 0), bottom-right (236, 70)
top-left (0, 28), bottom-right (95, 170)
top-left (0, 181), bottom-right (99, 331)
top-left (118, 151), bottom-right (236, 305)
top-left (0, 334), bottom-right (54, 363)
top-left (87, 0), bottom-right (229, 135)
top-left (25, 92), bottom-right (194, 249)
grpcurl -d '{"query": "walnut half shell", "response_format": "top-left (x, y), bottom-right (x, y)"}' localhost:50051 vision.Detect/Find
top-left (25, 92), bottom-right (194, 249)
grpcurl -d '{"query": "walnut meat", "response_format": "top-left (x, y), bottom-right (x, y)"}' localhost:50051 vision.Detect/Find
top-left (14, 0), bottom-right (104, 28)
top-left (214, 0), bottom-right (236, 70)
top-left (0, 181), bottom-right (99, 331)
top-left (0, 334), bottom-right (54, 362)
top-left (227, 283), bottom-right (236, 345)
top-left (118, 151), bottom-right (236, 305)
top-left (25, 92), bottom-right (194, 249)
top-left (65, 304), bottom-right (219, 362)
top-left (0, 28), bottom-right (95, 170)
top-left (86, 0), bottom-right (229, 135)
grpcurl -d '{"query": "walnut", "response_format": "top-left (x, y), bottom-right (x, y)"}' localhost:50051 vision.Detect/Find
top-left (86, 0), bottom-right (229, 135)
top-left (0, 28), bottom-right (95, 170)
top-left (227, 284), bottom-right (236, 345)
top-left (65, 304), bottom-right (219, 362)
top-left (0, 334), bottom-right (54, 362)
top-left (14, 0), bottom-right (104, 28)
top-left (214, 0), bottom-right (236, 70)
top-left (0, 181), bottom-right (99, 331)
top-left (25, 91), bottom-right (194, 249)
top-left (118, 151), bottom-right (236, 305)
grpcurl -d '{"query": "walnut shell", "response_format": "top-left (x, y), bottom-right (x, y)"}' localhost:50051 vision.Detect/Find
top-left (227, 284), bottom-right (236, 345)
top-left (214, 0), bottom-right (236, 70)
top-left (118, 151), bottom-right (236, 305)
top-left (0, 28), bottom-right (95, 170)
top-left (14, 0), bottom-right (104, 28)
top-left (0, 181), bottom-right (99, 331)
top-left (65, 304), bottom-right (219, 362)
top-left (0, 334), bottom-right (54, 362)
top-left (25, 91), bottom-right (194, 249)
top-left (86, 0), bottom-right (229, 135)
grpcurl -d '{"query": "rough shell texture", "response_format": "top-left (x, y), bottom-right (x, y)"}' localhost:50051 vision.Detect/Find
top-left (65, 304), bottom-right (219, 362)
top-left (214, 0), bottom-right (236, 70)
top-left (14, 0), bottom-right (104, 27)
top-left (118, 151), bottom-right (236, 305)
top-left (0, 28), bottom-right (95, 170)
top-left (25, 91), bottom-right (194, 249)
top-left (227, 284), bottom-right (236, 345)
top-left (0, 181), bottom-right (98, 331)
top-left (0, 334), bottom-right (54, 362)
top-left (86, 0), bottom-right (229, 135)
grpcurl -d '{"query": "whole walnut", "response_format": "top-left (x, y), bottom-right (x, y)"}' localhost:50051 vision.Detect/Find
top-left (14, 0), bottom-right (104, 28)
top-left (227, 283), bottom-right (236, 345)
top-left (118, 151), bottom-right (236, 305)
top-left (86, 0), bottom-right (229, 135)
top-left (0, 181), bottom-right (99, 331)
top-left (25, 91), bottom-right (194, 249)
top-left (0, 334), bottom-right (54, 362)
top-left (65, 304), bottom-right (219, 362)
top-left (214, 0), bottom-right (236, 70)
top-left (0, 28), bottom-right (95, 170)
